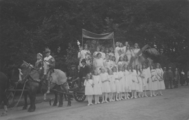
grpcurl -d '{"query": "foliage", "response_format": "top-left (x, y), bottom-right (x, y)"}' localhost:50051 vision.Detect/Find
top-left (64, 43), bottom-right (79, 68)
top-left (0, 0), bottom-right (189, 71)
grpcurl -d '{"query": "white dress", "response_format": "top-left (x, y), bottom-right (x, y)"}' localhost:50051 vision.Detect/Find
top-left (156, 68), bottom-right (165, 90)
top-left (114, 72), bottom-right (121, 93)
top-left (94, 58), bottom-right (104, 70)
top-left (109, 74), bottom-right (116, 92)
top-left (133, 48), bottom-right (141, 56)
top-left (115, 47), bottom-right (121, 63)
top-left (131, 70), bottom-right (138, 91)
top-left (84, 79), bottom-right (94, 95)
top-left (142, 68), bottom-right (148, 90)
top-left (124, 70), bottom-right (131, 92)
top-left (119, 71), bottom-right (125, 92)
top-left (93, 75), bottom-right (102, 95)
top-left (137, 72), bottom-right (143, 92)
top-left (145, 67), bottom-right (152, 91)
top-left (125, 50), bottom-right (132, 63)
top-left (118, 71), bottom-right (125, 92)
top-left (100, 73), bottom-right (111, 93)
top-left (150, 69), bottom-right (158, 90)
top-left (104, 60), bottom-right (111, 70)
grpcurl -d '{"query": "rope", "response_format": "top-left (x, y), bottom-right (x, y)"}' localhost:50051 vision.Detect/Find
top-left (14, 79), bottom-right (28, 108)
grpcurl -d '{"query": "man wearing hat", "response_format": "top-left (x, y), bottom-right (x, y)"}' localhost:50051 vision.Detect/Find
top-left (43, 48), bottom-right (55, 93)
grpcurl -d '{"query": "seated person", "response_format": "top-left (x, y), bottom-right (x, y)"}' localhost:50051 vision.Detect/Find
top-left (78, 44), bottom-right (91, 68)
top-left (68, 65), bottom-right (79, 80)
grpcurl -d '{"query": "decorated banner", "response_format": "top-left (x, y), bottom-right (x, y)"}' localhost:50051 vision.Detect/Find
top-left (82, 29), bottom-right (115, 48)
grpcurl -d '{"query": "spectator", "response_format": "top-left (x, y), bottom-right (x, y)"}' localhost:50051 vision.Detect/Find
top-left (167, 67), bottom-right (174, 89)
top-left (174, 68), bottom-right (180, 88)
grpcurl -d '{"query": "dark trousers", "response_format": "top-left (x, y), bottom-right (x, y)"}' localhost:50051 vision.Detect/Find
top-left (174, 80), bottom-right (178, 88)
top-left (168, 79), bottom-right (173, 89)
top-left (186, 78), bottom-right (189, 85)
top-left (164, 79), bottom-right (169, 89)
top-left (180, 77), bottom-right (185, 86)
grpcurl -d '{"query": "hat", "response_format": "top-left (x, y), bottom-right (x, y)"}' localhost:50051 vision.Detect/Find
top-left (44, 48), bottom-right (51, 53)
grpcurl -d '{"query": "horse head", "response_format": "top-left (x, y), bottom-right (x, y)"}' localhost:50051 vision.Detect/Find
top-left (19, 61), bottom-right (34, 82)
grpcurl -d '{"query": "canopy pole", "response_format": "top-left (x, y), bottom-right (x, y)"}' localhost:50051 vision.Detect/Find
top-left (82, 34), bottom-right (84, 48)
top-left (113, 32), bottom-right (115, 49)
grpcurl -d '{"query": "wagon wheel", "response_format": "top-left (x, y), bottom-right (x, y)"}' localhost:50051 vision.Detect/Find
top-left (73, 89), bottom-right (86, 102)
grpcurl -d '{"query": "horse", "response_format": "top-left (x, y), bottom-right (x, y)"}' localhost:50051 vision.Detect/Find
top-left (18, 61), bottom-right (71, 112)
top-left (0, 72), bottom-right (9, 116)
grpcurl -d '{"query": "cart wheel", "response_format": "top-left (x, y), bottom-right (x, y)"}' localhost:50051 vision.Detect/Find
top-left (73, 91), bottom-right (86, 102)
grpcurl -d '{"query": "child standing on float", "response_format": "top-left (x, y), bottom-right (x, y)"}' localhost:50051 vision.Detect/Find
top-left (115, 42), bottom-right (121, 63)
top-left (84, 73), bottom-right (94, 106)
top-left (92, 69), bottom-right (102, 104)
top-left (93, 53), bottom-right (104, 70)
top-left (100, 68), bottom-right (111, 103)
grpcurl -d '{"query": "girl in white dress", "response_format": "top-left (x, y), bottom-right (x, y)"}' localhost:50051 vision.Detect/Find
top-left (146, 66), bottom-right (153, 97)
top-left (124, 66), bottom-right (131, 99)
top-left (93, 53), bottom-right (104, 70)
top-left (100, 68), bottom-right (111, 103)
top-left (108, 68), bottom-right (116, 102)
top-left (84, 73), bottom-right (94, 106)
top-left (156, 63), bottom-right (165, 95)
top-left (92, 69), bottom-right (102, 104)
top-left (104, 54), bottom-right (111, 70)
top-left (136, 67), bottom-right (143, 98)
top-left (150, 65), bottom-right (158, 97)
top-left (118, 64), bottom-right (125, 100)
top-left (113, 66), bottom-right (121, 101)
top-left (131, 67), bottom-right (138, 99)
top-left (100, 47), bottom-right (106, 59)
top-left (125, 46), bottom-right (133, 64)
top-left (141, 64), bottom-right (148, 97)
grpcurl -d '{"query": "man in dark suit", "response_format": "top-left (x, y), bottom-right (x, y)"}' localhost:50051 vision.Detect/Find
top-left (168, 67), bottom-right (174, 89)
top-left (78, 59), bottom-right (91, 87)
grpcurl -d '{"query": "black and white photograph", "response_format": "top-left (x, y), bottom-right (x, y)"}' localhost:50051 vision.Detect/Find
top-left (0, 0), bottom-right (189, 120)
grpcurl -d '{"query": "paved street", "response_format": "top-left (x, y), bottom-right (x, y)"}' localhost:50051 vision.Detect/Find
top-left (1, 86), bottom-right (189, 120)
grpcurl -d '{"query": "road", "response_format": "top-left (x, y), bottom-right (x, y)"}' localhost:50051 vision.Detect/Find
top-left (1, 86), bottom-right (189, 120)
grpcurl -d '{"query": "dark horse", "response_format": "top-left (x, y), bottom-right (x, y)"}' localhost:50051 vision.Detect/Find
top-left (0, 72), bottom-right (9, 115)
top-left (14, 61), bottom-right (71, 112)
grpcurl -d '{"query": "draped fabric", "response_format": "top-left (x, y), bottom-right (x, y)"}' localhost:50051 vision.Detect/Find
top-left (82, 29), bottom-right (114, 40)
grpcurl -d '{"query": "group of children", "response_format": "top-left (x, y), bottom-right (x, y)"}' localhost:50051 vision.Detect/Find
top-left (84, 63), bottom-right (165, 106)
top-left (77, 41), bottom-right (165, 106)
